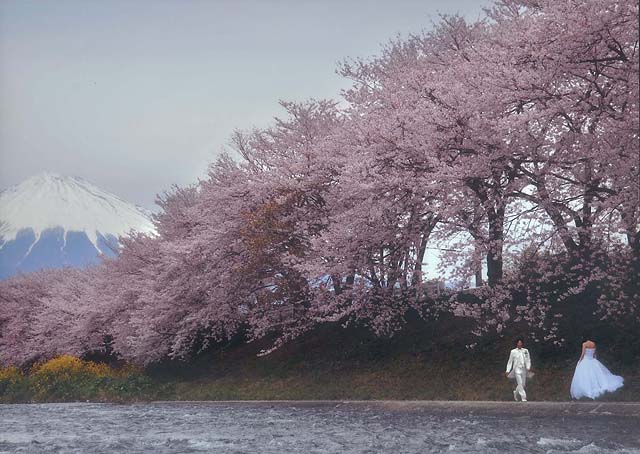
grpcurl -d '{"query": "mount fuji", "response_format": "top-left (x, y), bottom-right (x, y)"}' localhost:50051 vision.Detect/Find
top-left (0, 172), bottom-right (156, 279)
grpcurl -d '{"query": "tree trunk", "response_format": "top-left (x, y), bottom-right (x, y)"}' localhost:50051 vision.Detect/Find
top-left (486, 205), bottom-right (504, 287)
top-left (412, 235), bottom-right (428, 286)
top-left (474, 237), bottom-right (484, 287)
top-left (535, 179), bottom-right (578, 254)
top-left (465, 178), bottom-right (505, 287)
top-left (578, 162), bottom-right (595, 266)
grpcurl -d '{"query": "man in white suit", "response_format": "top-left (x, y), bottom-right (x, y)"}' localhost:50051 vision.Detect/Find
top-left (505, 338), bottom-right (532, 402)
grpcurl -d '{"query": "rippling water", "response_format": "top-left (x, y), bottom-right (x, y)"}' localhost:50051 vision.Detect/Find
top-left (1, 402), bottom-right (639, 453)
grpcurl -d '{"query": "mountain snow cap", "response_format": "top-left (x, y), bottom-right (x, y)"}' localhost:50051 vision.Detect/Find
top-left (0, 171), bottom-right (155, 253)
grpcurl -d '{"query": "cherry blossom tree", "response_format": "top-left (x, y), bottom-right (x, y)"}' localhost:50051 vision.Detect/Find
top-left (1, 0), bottom-right (637, 366)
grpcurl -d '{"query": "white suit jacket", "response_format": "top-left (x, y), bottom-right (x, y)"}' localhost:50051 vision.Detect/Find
top-left (506, 347), bottom-right (531, 374)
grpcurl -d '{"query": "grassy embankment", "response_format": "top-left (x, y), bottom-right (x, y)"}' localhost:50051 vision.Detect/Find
top-left (2, 317), bottom-right (639, 403)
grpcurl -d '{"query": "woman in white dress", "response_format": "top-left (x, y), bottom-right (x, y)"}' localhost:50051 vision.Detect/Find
top-left (570, 335), bottom-right (624, 399)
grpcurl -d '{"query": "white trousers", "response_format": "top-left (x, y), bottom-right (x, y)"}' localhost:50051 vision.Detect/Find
top-left (514, 369), bottom-right (527, 401)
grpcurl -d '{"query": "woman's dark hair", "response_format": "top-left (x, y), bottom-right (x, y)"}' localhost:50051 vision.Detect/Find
top-left (582, 332), bottom-right (594, 343)
top-left (515, 337), bottom-right (524, 345)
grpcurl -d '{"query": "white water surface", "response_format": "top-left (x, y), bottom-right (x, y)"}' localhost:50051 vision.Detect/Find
top-left (1, 402), bottom-right (639, 453)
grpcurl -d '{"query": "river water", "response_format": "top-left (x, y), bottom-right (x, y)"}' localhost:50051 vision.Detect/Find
top-left (1, 402), bottom-right (639, 453)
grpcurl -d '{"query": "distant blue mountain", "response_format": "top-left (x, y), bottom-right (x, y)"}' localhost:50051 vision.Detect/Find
top-left (0, 228), bottom-right (120, 279)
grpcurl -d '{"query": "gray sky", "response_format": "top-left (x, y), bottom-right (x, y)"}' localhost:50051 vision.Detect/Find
top-left (0, 0), bottom-right (489, 210)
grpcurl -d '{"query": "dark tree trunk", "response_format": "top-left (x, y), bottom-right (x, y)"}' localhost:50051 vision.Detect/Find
top-left (412, 235), bottom-right (428, 286)
top-left (475, 269), bottom-right (484, 287)
top-left (486, 205), bottom-right (505, 287)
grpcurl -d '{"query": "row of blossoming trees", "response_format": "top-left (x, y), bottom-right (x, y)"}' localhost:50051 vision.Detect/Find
top-left (1, 0), bottom-right (638, 366)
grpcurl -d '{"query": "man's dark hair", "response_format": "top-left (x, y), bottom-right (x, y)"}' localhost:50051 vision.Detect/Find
top-left (516, 337), bottom-right (524, 345)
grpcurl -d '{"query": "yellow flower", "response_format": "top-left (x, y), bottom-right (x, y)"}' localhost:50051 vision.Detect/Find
top-left (0, 365), bottom-right (22, 383)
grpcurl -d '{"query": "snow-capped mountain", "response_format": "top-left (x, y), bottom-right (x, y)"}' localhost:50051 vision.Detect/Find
top-left (0, 172), bottom-right (156, 279)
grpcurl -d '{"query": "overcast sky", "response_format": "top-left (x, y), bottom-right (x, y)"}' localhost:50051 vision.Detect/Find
top-left (0, 0), bottom-right (489, 210)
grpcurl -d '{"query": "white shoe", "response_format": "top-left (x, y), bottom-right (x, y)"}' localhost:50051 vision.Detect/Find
top-left (513, 390), bottom-right (519, 401)
top-left (522, 398), bottom-right (527, 402)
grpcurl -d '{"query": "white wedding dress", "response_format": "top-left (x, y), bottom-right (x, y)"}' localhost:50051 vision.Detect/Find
top-left (570, 348), bottom-right (623, 399)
